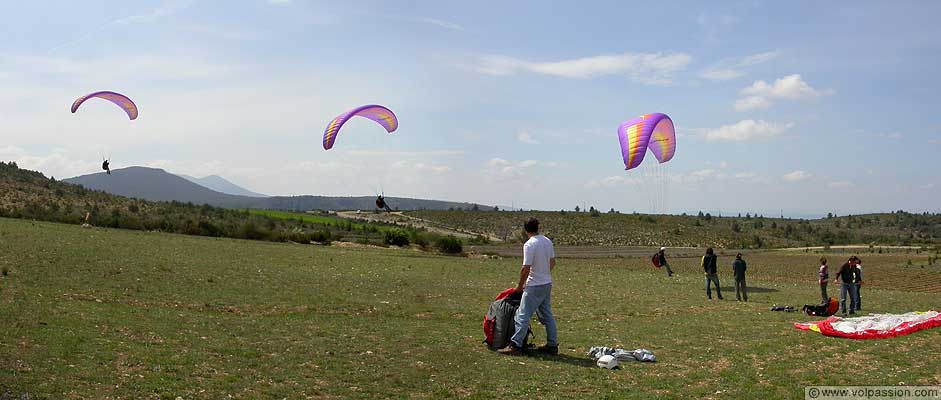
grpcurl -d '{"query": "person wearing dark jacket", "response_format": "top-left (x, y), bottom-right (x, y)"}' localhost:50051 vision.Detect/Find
top-left (836, 258), bottom-right (858, 315)
top-left (732, 253), bottom-right (747, 302)
top-left (702, 248), bottom-right (722, 300)
top-left (657, 247), bottom-right (674, 277)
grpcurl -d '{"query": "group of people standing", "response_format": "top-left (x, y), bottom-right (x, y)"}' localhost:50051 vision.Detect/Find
top-left (656, 247), bottom-right (749, 302)
top-left (818, 256), bottom-right (863, 315)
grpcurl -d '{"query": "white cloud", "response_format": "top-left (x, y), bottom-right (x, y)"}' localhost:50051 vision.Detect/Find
top-left (485, 158), bottom-right (558, 177)
top-left (703, 120), bottom-right (792, 141)
top-left (391, 160), bottom-right (451, 174)
top-left (828, 181), bottom-right (855, 188)
top-left (700, 68), bottom-right (743, 81)
top-left (474, 52), bottom-right (691, 84)
top-left (114, 0), bottom-right (194, 25)
top-left (735, 74), bottom-right (833, 111)
top-left (413, 17), bottom-right (467, 32)
top-left (739, 51), bottom-right (781, 67)
top-left (342, 149), bottom-right (465, 157)
top-left (783, 170), bottom-right (810, 182)
top-left (517, 131), bottom-right (539, 144)
top-left (179, 24), bottom-right (265, 40)
top-left (699, 51), bottom-right (780, 81)
top-left (868, 132), bottom-right (904, 140)
top-left (733, 96), bottom-right (772, 111)
top-left (0, 146), bottom-right (100, 179)
top-left (585, 175), bottom-right (642, 188)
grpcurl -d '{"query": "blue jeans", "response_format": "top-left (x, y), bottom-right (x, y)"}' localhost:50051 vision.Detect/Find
top-left (840, 283), bottom-right (858, 314)
top-left (705, 274), bottom-right (722, 298)
top-left (510, 283), bottom-right (558, 348)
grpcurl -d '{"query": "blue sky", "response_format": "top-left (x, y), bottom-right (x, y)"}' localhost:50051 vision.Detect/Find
top-left (1, 0), bottom-right (939, 216)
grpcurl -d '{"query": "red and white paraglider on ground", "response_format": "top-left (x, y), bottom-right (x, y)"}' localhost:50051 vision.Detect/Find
top-left (795, 311), bottom-right (941, 339)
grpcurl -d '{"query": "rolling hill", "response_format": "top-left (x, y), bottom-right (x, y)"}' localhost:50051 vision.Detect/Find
top-left (64, 166), bottom-right (487, 211)
top-left (178, 174), bottom-right (268, 197)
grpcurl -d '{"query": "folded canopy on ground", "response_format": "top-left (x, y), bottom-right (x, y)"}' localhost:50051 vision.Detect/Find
top-left (795, 311), bottom-right (941, 339)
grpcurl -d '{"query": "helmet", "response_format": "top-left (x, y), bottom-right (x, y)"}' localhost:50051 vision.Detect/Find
top-left (660, 247), bottom-right (666, 251)
top-left (597, 354), bottom-right (619, 369)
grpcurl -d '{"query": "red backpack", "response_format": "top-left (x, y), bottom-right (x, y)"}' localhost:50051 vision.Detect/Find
top-left (651, 253), bottom-right (661, 268)
top-left (482, 288), bottom-right (532, 350)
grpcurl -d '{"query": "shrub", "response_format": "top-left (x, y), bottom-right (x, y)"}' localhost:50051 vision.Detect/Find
top-left (436, 235), bottom-right (463, 254)
top-left (384, 229), bottom-right (410, 247)
top-left (309, 230), bottom-right (333, 244)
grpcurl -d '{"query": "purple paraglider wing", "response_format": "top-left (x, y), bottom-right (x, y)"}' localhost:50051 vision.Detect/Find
top-left (71, 91), bottom-right (138, 120)
top-left (322, 104), bottom-right (398, 150)
top-left (617, 113), bottom-right (675, 170)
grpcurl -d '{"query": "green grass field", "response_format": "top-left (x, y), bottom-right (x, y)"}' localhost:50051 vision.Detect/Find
top-left (1, 217), bottom-right (939, 399)
top-left (245, 209), bottom-right (375, 230)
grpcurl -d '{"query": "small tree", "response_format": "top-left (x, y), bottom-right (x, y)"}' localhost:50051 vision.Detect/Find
top-left (383, 229), bottom-right (410, 246)
top-left (574, 206), bottom-right (581, 213)
top-left (436, 235), bottom-right (463, 254)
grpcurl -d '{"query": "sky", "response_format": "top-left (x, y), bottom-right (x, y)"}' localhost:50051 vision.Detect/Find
top-left (1, 0), bottom-right (940, 216)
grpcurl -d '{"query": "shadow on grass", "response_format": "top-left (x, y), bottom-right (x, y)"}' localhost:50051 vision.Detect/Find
top-left (717, 286), bottom-right (779, 293)
top-left (527, 352), bottom-right (596, 368)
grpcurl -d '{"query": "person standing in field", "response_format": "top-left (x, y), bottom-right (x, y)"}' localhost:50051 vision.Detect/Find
top-left (732, 253), bottom-right (747, 302)
top-left (818, 257), bottom-right (829, 304)
top-left (702, 248), bottom-right (723, 300)
top-left (498, 217), bottom-right (559, 356)
top-left (853, 256), bottom-right (863, 311)
top-left (658, 247), bottom-right (674, 277)
top-left (835, 257), bottom-right (858, 315)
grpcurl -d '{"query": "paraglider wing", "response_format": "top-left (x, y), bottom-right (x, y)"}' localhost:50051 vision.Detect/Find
top-left (71, 91), bottom-right (138, 120)
top-left (617, 113), bottom-right (675, 170)
top-left (322, 104), bottom-right (397, 150)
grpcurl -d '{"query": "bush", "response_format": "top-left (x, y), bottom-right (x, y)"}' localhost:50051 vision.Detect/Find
top-left (436, 235), bottom-right (463, 254)
top-left (309, 230), bottom-right (333, 244)
top-left (384, 229), bottom-right (410, 246)
top-left (409, 231), bottom-right (430, 249)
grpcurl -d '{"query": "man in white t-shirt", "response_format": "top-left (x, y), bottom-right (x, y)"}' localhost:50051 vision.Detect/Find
top-left (498, 218), bottom-right (558, 356)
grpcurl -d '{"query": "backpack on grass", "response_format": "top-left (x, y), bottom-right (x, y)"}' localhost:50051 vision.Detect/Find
top-left (483, 288), bottom-right (533, 350)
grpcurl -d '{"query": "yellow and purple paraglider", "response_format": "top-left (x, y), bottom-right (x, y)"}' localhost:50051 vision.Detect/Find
top-left (322, 104), bottom-right (397, 150)
top-left (617, 113), bottom-right (676, 213)
top-left (617, 113), bottom-right (675, 170)
top-left (71, 91), bottom-right (138, 120)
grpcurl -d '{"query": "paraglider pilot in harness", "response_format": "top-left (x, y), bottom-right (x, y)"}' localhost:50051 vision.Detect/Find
top-left (102, 159), bottom-right (111, 175)
top-left (375, 195), bottom-right (392, 212)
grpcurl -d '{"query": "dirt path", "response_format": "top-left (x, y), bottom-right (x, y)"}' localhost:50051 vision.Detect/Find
top-left (335, 211), bottom-right (503, 242)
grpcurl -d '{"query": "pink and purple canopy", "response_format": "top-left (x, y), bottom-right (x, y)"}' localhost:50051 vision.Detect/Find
top-left (617, 113), bottom-right (675, 170)
top-left (71, 91), bottom-right (138, 120)
top-left (322, 104), bottom-right (398, 150)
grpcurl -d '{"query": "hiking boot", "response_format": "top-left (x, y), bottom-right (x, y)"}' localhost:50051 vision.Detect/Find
top-left (497, 345), bottom-right (523, 356)
top-left (535, 345), bottom-right (558, 355)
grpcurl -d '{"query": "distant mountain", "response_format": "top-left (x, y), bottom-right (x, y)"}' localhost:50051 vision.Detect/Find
top-left (178, 174), bottom-right (267, 197)
top-left (64, 167), bottom-right (259, 207)
top-left (64, 166), bottom-right (487, 211)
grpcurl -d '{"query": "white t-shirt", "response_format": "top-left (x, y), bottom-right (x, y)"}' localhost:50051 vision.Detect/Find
top-left (523, 234), bottom-right (555, 287)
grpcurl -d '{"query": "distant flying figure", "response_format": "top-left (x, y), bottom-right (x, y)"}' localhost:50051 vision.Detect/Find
top-left (375, 194), bottom-right (392, 212)
top-left (102, 159), bottom-right (111, 175)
